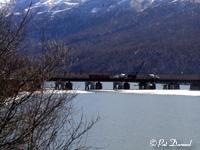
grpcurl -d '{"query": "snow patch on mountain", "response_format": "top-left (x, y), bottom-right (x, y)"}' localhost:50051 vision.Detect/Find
top-left (0, 0), bottom-right (8, 3)
top-left (91, 7), bottom-right (100, 13)
top-left (4, 0), bottom-right (200, 15)
top-left (11, 0), bottom-right (90, 15)
top-left (130, 0), bottom-right (153, 11)
top-left (107, 4), bottom-right (115, 11)
top-left (0, 0), bottom-right (9, 8)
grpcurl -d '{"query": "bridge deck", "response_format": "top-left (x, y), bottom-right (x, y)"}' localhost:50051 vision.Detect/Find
top-left (50, 74), bottom-right (200, 83)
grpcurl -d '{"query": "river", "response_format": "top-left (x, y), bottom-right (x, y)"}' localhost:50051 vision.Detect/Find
top-left (45, 82), bottom-right (200, 149)
top-left (71, 83), bottom-right (200, 150)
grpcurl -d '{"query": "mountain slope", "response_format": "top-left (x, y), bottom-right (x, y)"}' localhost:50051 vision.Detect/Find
top-left (66, 1), bottom-right (200, 74)
top-left (11, 0), bottom-right (200, 74)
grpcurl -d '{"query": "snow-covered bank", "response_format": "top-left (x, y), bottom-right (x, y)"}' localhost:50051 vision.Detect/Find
top-left (43, 89), bottom-right (93, 94)
top-left (44, 89), bottom-right (200, 97)
top-left (118, 90), bottom-right (200, 97)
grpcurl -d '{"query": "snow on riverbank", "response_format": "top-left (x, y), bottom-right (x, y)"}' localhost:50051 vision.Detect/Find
top-left (44, 89), bottom-right (200, 97)
top-left (118, 90), bottom-right (200, 96)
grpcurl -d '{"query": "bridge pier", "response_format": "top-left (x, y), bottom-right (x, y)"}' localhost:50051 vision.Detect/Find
top-left (123, 82), bottom-right (130, 89)
top-left (113, 82), bottom-right (123, 90)
top-left (55, 81), bottom-right (59, 90)
top-left (113, 82), bottom-right (117, 90)
top-left (85, 82), bottom-right (90, 90)
top-left (85, 81), bottom-right (95, 90)
top-left (65, 81), bottom-right (73, 90)
top-left (139, 82), bottom-right (156, 89)
top-left (113, 82), bottom-right (130, 90)
top-left (55, 81), bottom-right (65, 90)
top-left (139, 82), bottom-right (146, 89)
top-left (118, 82), bottom-right (124, 89)
top-left (55, 81), bottom-right (73, 90)
top-left (163, 83), bottom-right (180, 90)
top-left (96, 81), bottom-right (103, 90)
top-left (85, 81), bottom-right (103, 90)
top-left (113, 82), bottom-right (122, 90)
top-left (190, 83), bottom-right (200, 90)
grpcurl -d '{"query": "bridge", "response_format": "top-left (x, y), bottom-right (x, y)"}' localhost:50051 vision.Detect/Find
top-left (48, 73), bottom-right (200, 90)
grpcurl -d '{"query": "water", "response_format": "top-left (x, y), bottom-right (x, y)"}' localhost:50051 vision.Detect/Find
top-left (69, 83), bottom-right (200, 150)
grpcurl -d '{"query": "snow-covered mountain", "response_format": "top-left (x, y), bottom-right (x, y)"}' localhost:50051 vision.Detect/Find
top-left (11, 0), bottom-right (157, 16)
top-left (0, 0), bottom-right (198, 17)
top-left (33, 0), bottom-right (84, 15)
top-left (11, 0), bottom-right (86, 15)
top-left (11, 0), bottom-right (200, 17)
top-left (4, 0), bottom-right (200, 74)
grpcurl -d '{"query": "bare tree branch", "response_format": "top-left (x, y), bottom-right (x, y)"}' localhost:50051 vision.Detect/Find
top-left (0, 3), bottom-right (98, 150)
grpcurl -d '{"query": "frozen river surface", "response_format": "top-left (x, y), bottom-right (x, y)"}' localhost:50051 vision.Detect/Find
top-left (44, 82), bottom-right (200, 149)
top-left (72, 89), bottom-right (200, 150)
